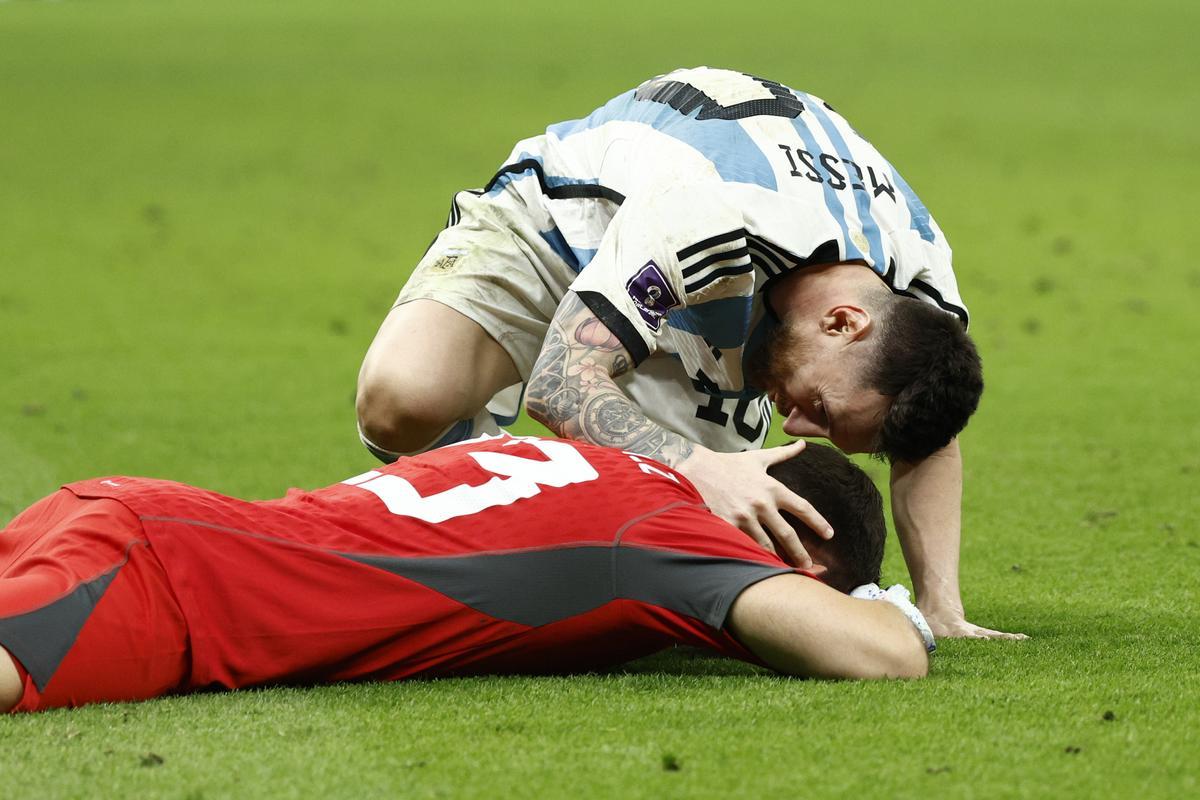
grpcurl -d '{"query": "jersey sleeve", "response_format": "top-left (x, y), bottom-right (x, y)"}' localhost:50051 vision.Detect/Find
top-left (616, 547), bottom-right (793, 630)
top-left (567, 183), bottom-right (759, 366)
top-left (616, 503), bottom-right (799, 626)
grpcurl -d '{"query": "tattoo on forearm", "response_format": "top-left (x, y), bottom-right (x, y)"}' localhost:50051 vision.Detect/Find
top-left (527, 294), bottom-right (695, 466)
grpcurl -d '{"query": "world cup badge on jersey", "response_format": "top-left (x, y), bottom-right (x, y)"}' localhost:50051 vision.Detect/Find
top-left (625, 260), bottom-right (681, 331)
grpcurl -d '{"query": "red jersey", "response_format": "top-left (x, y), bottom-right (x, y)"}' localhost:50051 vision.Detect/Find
top-left (6, 435), bottom-right (797, 703)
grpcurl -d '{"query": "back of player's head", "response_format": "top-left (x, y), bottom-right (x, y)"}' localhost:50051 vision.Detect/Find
top-left (864, 291), bottom-right (983, 463)
top-left (766, 443), bottom-right (885, 592)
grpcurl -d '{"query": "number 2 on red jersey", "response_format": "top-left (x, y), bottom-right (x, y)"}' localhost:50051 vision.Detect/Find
top-left (341, 437), bottom-right (599, 523)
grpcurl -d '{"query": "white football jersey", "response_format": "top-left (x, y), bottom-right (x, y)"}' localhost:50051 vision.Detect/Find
top-left (464, 67), bottom-right (967, 448)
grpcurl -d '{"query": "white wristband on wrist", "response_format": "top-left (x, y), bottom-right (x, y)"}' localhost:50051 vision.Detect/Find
top-left (850, 583), bottom-right (937, 653)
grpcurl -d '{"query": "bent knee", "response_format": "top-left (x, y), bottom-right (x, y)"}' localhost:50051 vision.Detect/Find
top-left (356, 373), bottom-right (475, 454)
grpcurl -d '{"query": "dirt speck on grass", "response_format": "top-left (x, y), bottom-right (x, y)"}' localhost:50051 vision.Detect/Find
top-left (926, 766), bottom-right (952, 775)
top-left (1032, 276), bottom-right (1056, 294)
top-left (1050, 236), bottom-right (1073, 255)
top-left (20, 403), bottom-right (45, 417)
top-left (661, 753), bottom-right (682, 772)
top-left (1083, 509), bottom-right (1118, 526)
top-left (1021, 318), bottom-right (1042, 334)
top-left (143, 203), bottom-right (167, 227)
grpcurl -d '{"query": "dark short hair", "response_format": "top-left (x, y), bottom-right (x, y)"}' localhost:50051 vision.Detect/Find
top-left (766, 443), bottom-right (886, 592)
top-left (866, 295), bottom-right (983, 463)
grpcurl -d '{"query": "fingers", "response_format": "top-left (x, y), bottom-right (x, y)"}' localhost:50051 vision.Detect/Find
top-left (758, 439), bottom-right (806, 465)
top-left (739, 518), bottom-right (776, 555)
top-left (936, 623), bottom-right (1030, 640)
top-left (773, 485), bottom-right (834, 540)
top-left (760, 508), bottom-right (812, 569)
top-left (983, 630), bottom-right (1029, 641)
top-left (693, 446), bottom-right (830, 568)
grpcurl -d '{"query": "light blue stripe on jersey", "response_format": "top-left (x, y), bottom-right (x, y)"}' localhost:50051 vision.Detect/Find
top-left (788, 115), bottom-right (863, 262)
top-left (889, 166), bottom-right (936, 243)
top-left (666, 296), bottom-right (753, 350)
top-left (538, 227), bottom-right (598, 272)
top-left (539, 227), bottom-right (578, 271)
top-left (485, 152), bottom-right (603, 197)
top-left (547, 90), bottom-right (778, 190)
top-left (572, 247), bottom-right (598, 269)
top-left (742, 315), bottom-right (772, 388)
top-left (798, 94), bottom-right (887, 273)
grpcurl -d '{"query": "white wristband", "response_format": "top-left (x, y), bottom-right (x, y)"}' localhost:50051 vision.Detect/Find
top-left (850, 583), bottom-right (937, 653)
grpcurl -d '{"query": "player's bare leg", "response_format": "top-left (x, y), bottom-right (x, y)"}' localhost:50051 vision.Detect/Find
top-left (0, 645), bottom-right (22, 713)
top-left (356, 299), bottom-right (521, 458)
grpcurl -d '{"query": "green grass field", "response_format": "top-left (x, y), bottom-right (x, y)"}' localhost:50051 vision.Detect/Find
top-left (2, 0), bottom-right (1198, 796)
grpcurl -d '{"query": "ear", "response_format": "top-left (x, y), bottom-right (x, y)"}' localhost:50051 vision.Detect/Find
top-left (802, 546), bottom-right (846, 590)
top-left (819, 305), bottom-right (872, 341)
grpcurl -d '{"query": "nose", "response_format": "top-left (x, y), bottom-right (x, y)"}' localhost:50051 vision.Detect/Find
top-left (781, 408), bottom-right (827, 439)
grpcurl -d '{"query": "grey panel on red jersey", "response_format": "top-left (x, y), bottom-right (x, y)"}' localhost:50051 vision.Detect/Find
top-left (0, 563), bottom-right (121, 691)
top-left (338, 544), bottom-right (789, 629)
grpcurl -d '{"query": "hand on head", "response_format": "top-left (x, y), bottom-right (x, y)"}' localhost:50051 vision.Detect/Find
top-left (677, 441), bottom-right (832, 569)
top-left (679, 440), bottom-right (886, 590)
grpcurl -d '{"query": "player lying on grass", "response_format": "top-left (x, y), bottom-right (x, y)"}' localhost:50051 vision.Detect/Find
top-left (0, 436), bottom-right (932, 713)
top-left (356, 66), bottom-right (1018, 640)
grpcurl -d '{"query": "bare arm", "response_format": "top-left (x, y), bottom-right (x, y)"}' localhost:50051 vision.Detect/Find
top-left (890, 438), bottom-right (1026, 640)
top-left (526, 292), bottom-right (697, 465)
top-left (727, 574), bottom-right (929, 679)
top-left (527, 292), bottom-right (832, 566)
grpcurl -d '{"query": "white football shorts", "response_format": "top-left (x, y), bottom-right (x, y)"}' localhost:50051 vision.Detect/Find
top-left (393, 188), bottom-right (770, 452)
